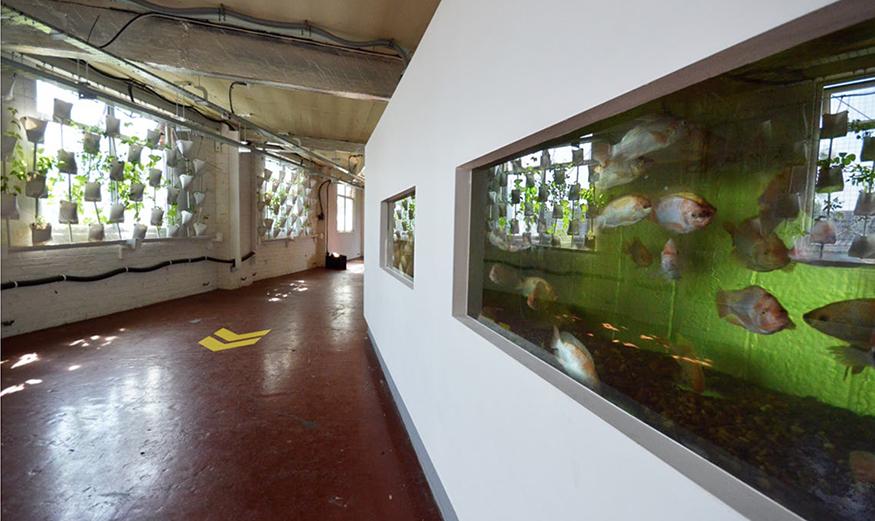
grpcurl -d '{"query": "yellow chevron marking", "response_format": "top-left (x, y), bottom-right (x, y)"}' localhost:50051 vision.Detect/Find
top-left (213, 327), bottom-right (271, 342)
top-left (198, 335), bottom-right (263, 352)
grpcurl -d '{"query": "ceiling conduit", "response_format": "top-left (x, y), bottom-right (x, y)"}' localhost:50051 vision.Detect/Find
top-left (1, 4), bottom-right (363, 185)
top-left (118, 0), bottom-right (409, 63)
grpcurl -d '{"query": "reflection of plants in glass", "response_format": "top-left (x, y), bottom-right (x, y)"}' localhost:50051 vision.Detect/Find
top-left (848, 162), bottom-right (875, 192)
top-left (818, 151), bottom-right (856, 170)
top-left (166, 204), bottom-right (178, 225)
top-left (822, 198), bottom-right (842, 215)
top-left (2, 107), bottom-right (28, 194)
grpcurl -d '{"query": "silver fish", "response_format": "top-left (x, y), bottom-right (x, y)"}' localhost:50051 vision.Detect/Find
top-left (595, 195), bottom-right (652, 229)
top-left (552, 326), bottom-right (599, 387)
top-left (654, 192), bottom-right (716, 234)
top-left (488, 264), bottom-right (522, 289)
top-left (661, 238), bottom-right (681, 280)
top-left (593, 156), bottom-right (653, 191)
top-left (716, 286), bottom-right (794, 335)
top-left (519, 277), bottom-right (556, 310)
top-left (828, 345), bottom-right (875, 377)
top-left (803, 299), bottom-right (875, 348)
top-left (724, 218), bottom-right (790, 272)
top-left (609, 115), bottom-right (689, 160)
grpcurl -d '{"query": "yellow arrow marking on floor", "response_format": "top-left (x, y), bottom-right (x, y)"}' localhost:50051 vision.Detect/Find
top-left (214, 327), bottom-right (271, 342)
top-left (198, 328), bottom-right (271, 352)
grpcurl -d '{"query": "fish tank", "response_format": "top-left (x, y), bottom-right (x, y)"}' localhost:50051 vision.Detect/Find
top-left (384, 189), bottom-right (415, 281)
top-left (463, 19), bottom-right (874, 521)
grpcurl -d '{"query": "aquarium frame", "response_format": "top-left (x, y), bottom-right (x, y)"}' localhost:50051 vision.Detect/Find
top-left (451, 2), bottom-right (875, 520)
top-left (381, 187), bottom-right (416, 288)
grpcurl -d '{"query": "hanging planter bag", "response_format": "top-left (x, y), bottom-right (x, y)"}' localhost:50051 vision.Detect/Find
top-left (59, 200), bottom-right (79, 224)
top-left (146, 128), bottom-right (161, 148)
top-left (129, 182), bottom-right (146, 202)
top-left (820, 110), bottom-right (849, 139)
top-left (848, 234), bottom-right (875, 259)
top-left (132, 223), bottom-right (147, 240)
top-left (263, 218), bottom-right (274, 230)
top-left (25, 174), bottom-right (48, 198)
top-left (88, 223), bottom-right (105, 242)
top-left (861, 135), bottom-right (875, 162)
top-left (568, 183), bottom-right (581, 201)
top-left (552, 204), bottom-right (564, 219)
top-left (21, 117), bottom-right (48, 143)
top-left (167, 187), bottom-right (181, 205)
top-left (84, 181), bottom-right (102, 202)
top-left (177, 139), bottom-right (195, 159)
top-left (150, 207), bottom-right (164, 226)
top-left (53, 98), bottom-right (73, 124)
top-left (1, 193), bottom-right (20, 220)
top-left (57, 150), bottom-right (77, 174)
top-left (31, 222), bottom-right (52, 244)
top-left (148, 168), bottom-right (163, 188)
top-left (809, 219), bottom-right (837, 244)
top-left (192, 159), bottom-right (206, 175)
top-left (127, 144), bottom-right (144, 164)
top-left (194, 222), bottom-right (208, 236)
top-left (815, 165), bottom-right (844, 194)
top-left (108, 203), bottom-right (126, 223)
top-left (109, 160), bottom-right (125, 181)
top-left (179, 174), bottom-right (194, 190)
top-left (165, 148), bottom-right (179, 167)
top-left (180, 210), bottom-right (194, 225)
top-left (193, 191), bottom-right (206, 206)
top-left (167, 224), bottom-right (181, 238)
top-left (83, 132), bottom-right (101, 154)
top-left (105, 114), bottom-right (121, 137)
top-left (854, 191), bottom-right (875, 216)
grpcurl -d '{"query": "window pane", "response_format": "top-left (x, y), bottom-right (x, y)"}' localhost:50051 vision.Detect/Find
top-left (465, 22), bottom-right (874, 521)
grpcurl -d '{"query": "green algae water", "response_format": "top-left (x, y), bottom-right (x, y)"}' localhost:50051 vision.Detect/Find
top-left (468, 21), bottom-right (875, 521)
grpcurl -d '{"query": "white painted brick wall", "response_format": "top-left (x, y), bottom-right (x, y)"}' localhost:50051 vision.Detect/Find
top-left (2, 83), bottom-right (332, 337)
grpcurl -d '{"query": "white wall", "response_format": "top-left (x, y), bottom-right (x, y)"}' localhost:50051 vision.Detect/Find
top-left (363, 1), bottom-right (837, 520)
top-left (2, 82), bottom-right (323, 337)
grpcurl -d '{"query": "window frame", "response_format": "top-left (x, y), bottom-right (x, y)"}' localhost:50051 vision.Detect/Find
top-left (380, 187), bottom-right (415, 287)
top-left (336, 183), bottom-right (355, 234)
top-left (450, 5), bottom-right (870, 521)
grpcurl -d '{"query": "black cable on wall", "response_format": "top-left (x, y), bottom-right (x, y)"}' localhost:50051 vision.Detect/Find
top-left (1, 251), bottom-right (256, 291)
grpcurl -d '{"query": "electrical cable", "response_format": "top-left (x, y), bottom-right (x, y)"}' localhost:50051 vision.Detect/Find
top-left (117, 0), bottom-right (409, 63)
top-left (0, 251), bottom-right (256, 290)
top-left (228, 81), bottom-right (247, 117)
top-left (95, 12), bottom-right (158, 49)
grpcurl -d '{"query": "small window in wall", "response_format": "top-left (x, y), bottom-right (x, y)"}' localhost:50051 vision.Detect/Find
top-left (336, 183), bottom-right (355, 233)
top-left (382, 189), bottom-right (415, 283)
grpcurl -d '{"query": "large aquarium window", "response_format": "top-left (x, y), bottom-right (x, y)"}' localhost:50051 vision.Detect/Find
top-left (462, 19), bottom-right (874, 521)
top-left (383, 189), bottom-right (415, 283)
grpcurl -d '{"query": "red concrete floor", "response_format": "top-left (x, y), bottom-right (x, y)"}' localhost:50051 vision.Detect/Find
top-left (1, 261), bottom-right (442, 521)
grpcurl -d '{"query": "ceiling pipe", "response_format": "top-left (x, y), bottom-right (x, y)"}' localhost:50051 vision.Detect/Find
top-left (117, 0), bottom-right (409, 63)
top-left (1, 4), bottom-right (362, 184)
top-left (1, 52), bottom-right (363, 187)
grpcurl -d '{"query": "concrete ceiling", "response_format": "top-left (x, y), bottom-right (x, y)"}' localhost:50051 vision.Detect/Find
top-left (1, 0), bottom-right (440, 173)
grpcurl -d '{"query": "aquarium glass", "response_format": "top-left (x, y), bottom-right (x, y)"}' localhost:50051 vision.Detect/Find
top-left (466, 22), bottom-right (875, 521)
top-left (385, 190), bottom-right (415, 281)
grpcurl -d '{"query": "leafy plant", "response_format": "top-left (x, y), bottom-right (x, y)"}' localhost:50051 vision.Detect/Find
top-left (2, 107), bottom-right (28, 194)
top-left (848, 162), bottom-right (875, 192)
top-left (823, 197), bottom-right (842, 215)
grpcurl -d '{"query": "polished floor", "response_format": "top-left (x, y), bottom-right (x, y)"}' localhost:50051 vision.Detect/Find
top-left (1, 261), bottom-right (441, 521)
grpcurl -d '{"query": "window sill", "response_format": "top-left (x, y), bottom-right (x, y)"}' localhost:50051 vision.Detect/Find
top-left (382, 265), bottom-right (414, 289)
top-left (5, 234), bottom-right (216, 253)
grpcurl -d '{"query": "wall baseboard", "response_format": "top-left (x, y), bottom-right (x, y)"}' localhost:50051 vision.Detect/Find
top-left (366, 327), bottom-right (459, 521)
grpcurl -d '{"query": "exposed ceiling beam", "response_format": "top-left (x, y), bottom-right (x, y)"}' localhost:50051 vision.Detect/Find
top-left (0, 4), bottom-right (361, 182)
top-left (286, 136), bottom-right (365, 155)
top-left (1, 0), bottom-right (402, 102)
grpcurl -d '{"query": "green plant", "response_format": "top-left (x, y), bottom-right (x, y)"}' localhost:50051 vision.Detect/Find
top-left (848, 162), bottom-right (875, 192)
top-left (2, 107), bottom-right (28, 194)
top-left (166, 205), bottom-right (179, 225)
top-left (818, 151), bottom-right (856, 170)
top-left (33, 214), bottom-right (47, 229)
top-left (823, 198), bottom-right (842, 215)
